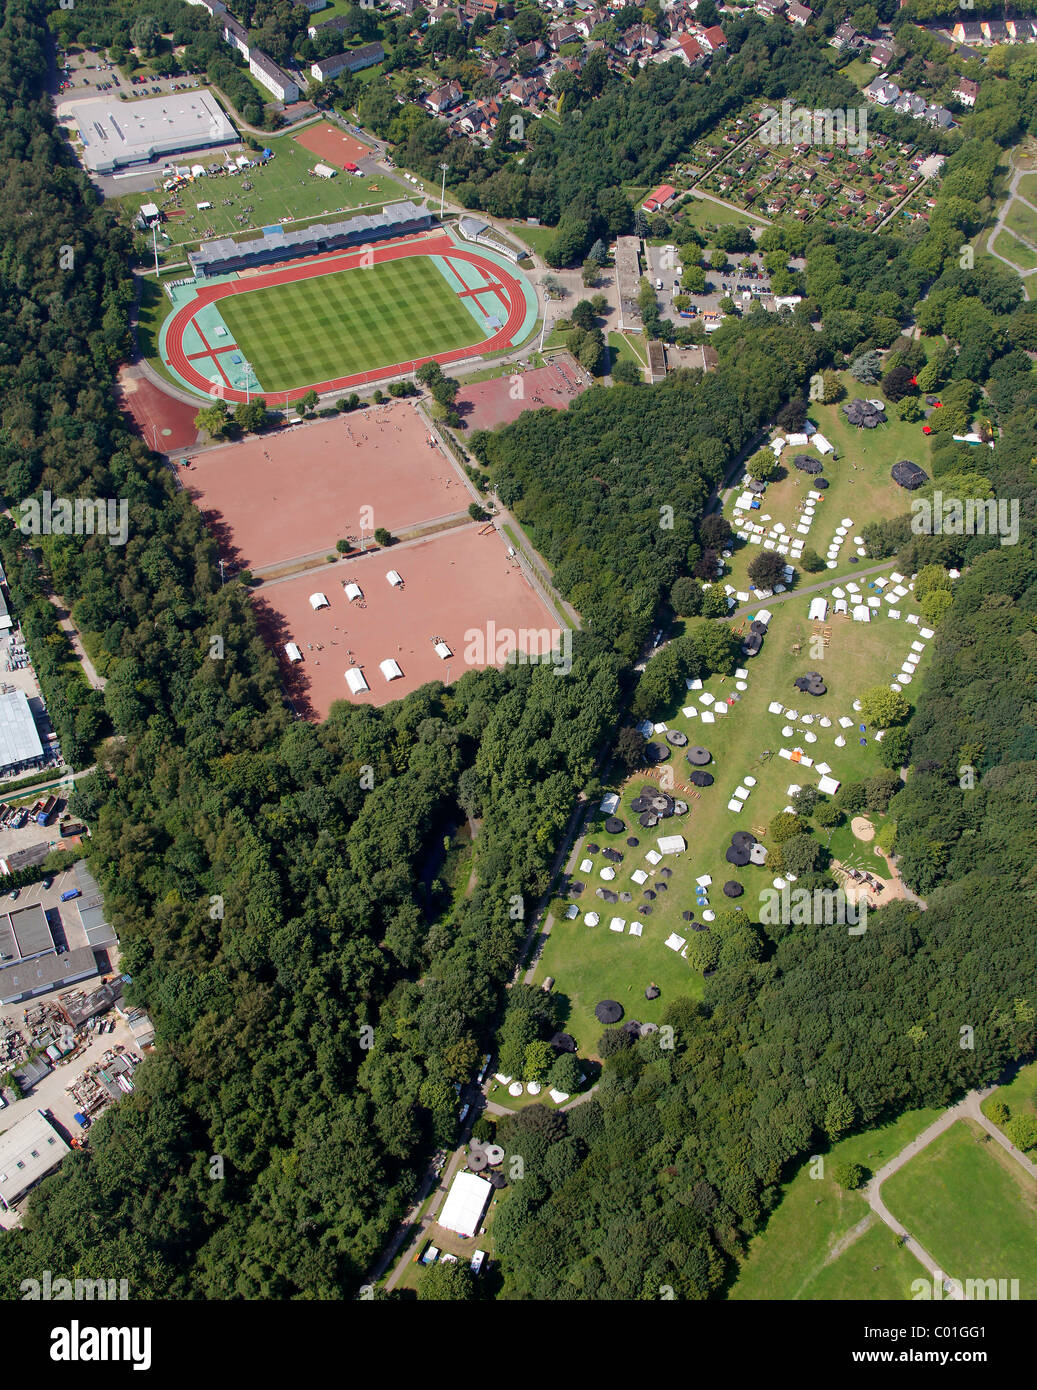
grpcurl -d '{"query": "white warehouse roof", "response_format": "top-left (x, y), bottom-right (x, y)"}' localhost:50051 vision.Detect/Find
top-left (386, 570), bottom-right (403, 587)
top-left (0, 689), bottom-right (44, 769)
top-left (70, 91), bottom-right (236, 174)
top-left (434, 641), bottom-right (452, 659)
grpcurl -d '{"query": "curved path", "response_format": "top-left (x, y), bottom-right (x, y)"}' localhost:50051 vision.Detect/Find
top-left (163, 233), bottom-right (530, 406)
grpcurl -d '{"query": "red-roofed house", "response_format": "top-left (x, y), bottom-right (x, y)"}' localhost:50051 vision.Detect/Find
top-left (643, 184), bottom-right (677, 213)
top-left (674, 34), bottom-right (707, 67)
top-left (700, 25), bottom-right (728, 52)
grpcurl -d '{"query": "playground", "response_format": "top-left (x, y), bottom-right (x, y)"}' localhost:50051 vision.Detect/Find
top-left (256, 525), bottom-right (559, 717)
top-left (180, 403), bottom-right (468, 571)
top-left (160, 231), bottom-right (539, 404)
top-left (455, 358), bottom-right (591, 431)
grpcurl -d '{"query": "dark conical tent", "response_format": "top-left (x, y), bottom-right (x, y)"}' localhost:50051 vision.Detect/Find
top-left (686, 746), bottom-right (712, 765)
top-left (660, 866), bottom-right (673, 878)
top-left (723, 880), bottom-right (744, 898)
top-left (622, 1019), bottom-right (642, 1035)
top-left (639, 811), bottom-right (659, 828)
top-left (743, 633), bottom-right (763, 655)
top-left (726, 845), bottom-right (750, 866)
top-left (681, 910), bottom-right (695, 922)
top-left (488, 1170), bottom-right (507, 1189)
top-left (689, 770), bottom-right (714, 787)
top-left (815, 476), bottom-right (830, 489)
top-left (586, 842), bottom-right (600, 854)
top-left (748, 478), bottom-right (767, 494)
top-left (595, 1000), bottom-right (623, 1024)
top-left (643, 889), bottom-right (656, 900)
top-left (645, 983), bottom-right (661, 1000)
top-left (692, 920), bottom-right (708, 931)
top-left (638, 903), bottom-right (652, 914)
top-left (794, 454), bottom-right (823, 474)
top-left (656, 880), bottom-right (668, 892)
top-left (630, 797), bottom-right (649, 812)
top-left (665, 729), bottom-right (689, 747)
top-left (467, 1146), bottom-right (489, 1172)
top-left (645, 742), bottom-right (670, 762)
top-left (604, 816), bottom-right (625, 834)
top-left (732, 831), bottom-right (756, 850)
top-left (602, 888), bottom-right (619, 903)
top-left (626, 836), bottom-right (639, 847)
top-left (795, 671), bottom-right (827, 696)
top-left (891, 459), bottom-right (929, 490)
top-left (650, 793), bottom-right (674, 815)
top-left (750, 620), bottom-right (767, 636)
top-left (550, 1031), bottom-right (577, 1053)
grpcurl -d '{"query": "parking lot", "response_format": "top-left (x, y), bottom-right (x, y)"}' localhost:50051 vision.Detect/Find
top-left (643, 241), bottom-right (775, 326)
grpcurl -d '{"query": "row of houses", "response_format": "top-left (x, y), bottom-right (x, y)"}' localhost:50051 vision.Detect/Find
top-left (950, 17), bottom-right (1037, 46)
top-left (187, 0), bottom-right (301, 102)
top-left (829, 22), bottom-right (896, 68)
top-left (756, 0), bottom-right (816, 29)
top-left (864, 74), bottom-right (954, 130)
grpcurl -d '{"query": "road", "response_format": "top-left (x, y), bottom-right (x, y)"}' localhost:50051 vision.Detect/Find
top-left (726, 559), bottom-right (899, 622)
top-left (44, 592), bottom-right (106, 691)
top-left (858, 1086), bottom-right (1036, 1294)
top-left (984, 165), bottom-right (1037, 301)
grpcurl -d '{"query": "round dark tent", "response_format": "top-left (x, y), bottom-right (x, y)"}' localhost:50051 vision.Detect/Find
top-left (645, 742), bottom-right (670, 763)
top-left (795, 671), bottom-right (827, 697)
top-left (793, 454), bottom-right (823, 474)
top-left (750, 620), bottom-right (767, 636)
top-left (604, 816), bottom-right (625, 834)
top-left (550, 1031), bottom-right (577, 1053)
top-left (586, 842), bottom-right (600, 854)
top-left (660, 866), bottom-right (673, 878)
top-left (602, 889), bottom-right (619, 903)
top-left (748, 478), bottom-right (767, 494)
top-left (645, 983), bottom-right (661, 1000)
top-left (650, 794), bottom-right (674, 816)
top-left (656, 881), bottom-right (668, 892)
top-left (630, 797), bottom-right (649, 813)
top-left (689, 770), bottom-right (714, 787)
top-left (643, 889), bottom-right (656, 900)
top-left (743, 634), bottom-right (763, 656)
top-left (686, 746), bottom-right (712, 766)
top-left (726, 845), bottom-right (751, 866)
top-left (681, 910), bottom-right (695, 922)
top-left (626, 836), bottom-right (639, 847)
top-left (638, 903), bottom-right (652, 914)
top-left (467, 1146), bottom-right (489, 1172)
top-left (723, 881), bottom-right (744, 898)
top-left (622, 1020), bottom-right (642, 1036)
top-left (638, 811), bottom-right (659, 828)
top-left (891, 459), bottom-right (929, 491)
top-left (731, 831), bottom-right (756, 850)
top-left (815, 477), bottom-right (830, 489)
top-left (692, 920), bottom-right (708, 932)
top-left (488, 1171), bottom-right (507, 1190)
top-left (665, 729), bottom-right (688, 747)
top-left (595, 1000), bottom-right (623, 1024)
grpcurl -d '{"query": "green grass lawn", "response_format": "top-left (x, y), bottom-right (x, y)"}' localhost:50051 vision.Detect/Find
top-left (982, 1059), bottom-right (1037, 1127)
top-left (1005, 197), bottom-right (1037, 248)
top-left (680, 194), bottom-right (767, 230)
top-left (508, 222), bottom-right (556, 259)
top-left (992, 227), bottom-right (1037, 272)
top-left (217, 256), bottom-right (482, 391)
top-left (607, 329), bottom-right (647, 372)
top-left (530, 589), bottom-right (927, 1056)
top-left (1017, 171), bottom-right (1037, 204)
top-left (118, 128), bottom-right (400, 265)
top-left (730, 1105), bottom-right (941, 1299)
top-left (883, 1119), bottom-right (1037, 1296)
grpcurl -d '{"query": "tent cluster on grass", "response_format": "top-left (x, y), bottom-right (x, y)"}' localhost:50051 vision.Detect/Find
top-left (843, 398), bottom-right (887, 429)
top-left (795, 670), bottom-right (827, 696)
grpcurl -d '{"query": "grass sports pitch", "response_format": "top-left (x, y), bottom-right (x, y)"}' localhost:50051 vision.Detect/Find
top-left (217, 256), bottom-right (483, 392)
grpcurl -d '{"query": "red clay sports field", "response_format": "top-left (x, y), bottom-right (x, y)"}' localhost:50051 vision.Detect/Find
top-left (162, 232), bottom-right (534, 406)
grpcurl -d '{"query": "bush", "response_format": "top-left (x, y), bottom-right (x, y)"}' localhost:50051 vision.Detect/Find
top-left (831, 1161), bottom-right (867, 1191)
top-left (801, 549), bottom-right (826, 573)
top-left (769, 812), bottom-right (804, 844)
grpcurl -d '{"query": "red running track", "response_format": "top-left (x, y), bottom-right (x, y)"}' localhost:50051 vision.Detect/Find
top-left (164, 233), bottom-right (529, 406)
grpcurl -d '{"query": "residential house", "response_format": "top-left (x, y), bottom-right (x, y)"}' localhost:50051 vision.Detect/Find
top-left (787, 2), bottom-right (813, 27)
top-left (548, 22), bottom-right (579, 49)
top-left (426, 79), bottom-right (464, 113)
top-left (830, 21), bottom-right (860, 50)
top-left (756, 0), bottom-right (786, 16)
top-left (699, 24), bottom-right (727, 52)
top-left (465, 0), bottom-right (498, 16)
top-left (865, 75), bottom-right (900, 105)
top-left (869, 39), bottom-right (895, 66)
top-left (951, 20), bottom-right (984, 46)
top-left (672, 34), bottom-right (707, 66)
top-left (222, 11), bottom-right (250, 58)
top-left (926, 105), bottom-right (953, 130)
top-left (515, 39), bottom-right (547, 65)
top-left (953, 77), bottom-right (979, 107)
top-left (310, 43), bottom-right (385, 81)
top-left (574, 9), bottom-right (604, 37)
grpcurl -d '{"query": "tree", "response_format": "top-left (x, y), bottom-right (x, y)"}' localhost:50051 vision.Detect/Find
top-left (831, 1161), bottom-right (866, 1191)
top-left (769, 812), bottom-right (804, 844)
top-left (780, 833), bottom-right (821, 877)
top-left (791, 786), bottom-right (818, 817)
top-left (233, 399), bottom-right (267, 433)
top-left (709, 248), bottom-right (727, 272)
top-left (524, 1040), bottom-right (555, 1083)
top-left (700, 515), bottom-right (733, 549)
top-left (548, 1052), bottom-right (582, 1094)
top-left (614, 724), bottom-right (647, 772)
top-left (581, 259), bottom-right (599, 288)
top-left (748, 448), bottom-right (780, 483)
top-left (897, 396), bottom-right (923, 422)
top-left (865, 768), bottom-right (902, 814)
top-left (670, 577), bottom-right (701, 616)
top-left (820, 370), bottom-right (844, 404)
top-left (418, 1262), bottom-right (476, 1300)
top-left (1005, 1114), bottom-right (1037, 1154)
top-left (611, 359), bottom-right (642, 385)
top-left (747, 551), bottom-right (786, 589)
top-left (301, 389), bottom-right (319, 413)
top-left (849, 350), bottom-right (883, 384)
top-left (776, 399), bottom-right (807, 433)
top-left (987, 1100), bottom-right (1010, 1128)
top-left (914, 564), bottom-right (952, 600)
top-left (858, 686), bottom-right (910, 728)
top-left (588, 238), bottom-right (608, 266)
top-left (194, 401), bottom-right (229, 438)
top-left (468, 502), bottom-right (489, 521)
top-left (700, 585), bottom-right (728, 618)
top-left (682, 265), bottom-right (706, 295)
top-left (801, 549), bottom-right (825, 573)
top-left (374, 527), bottom-right (394, 546)
top-left (882, 363), bottom-right (915, 403)
top-left (814, 799), bottom-right (842, 829)
top-left (570, 299), bottom-right (596, 331)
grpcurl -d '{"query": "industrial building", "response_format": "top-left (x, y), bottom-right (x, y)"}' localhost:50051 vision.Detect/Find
top-left (0, 1110), bottom-right (69, 1213)
top-left (188, 199), bottom-right (434, 276)
top-left (0, 688), bottom-right (44, 777)
top-left (70, 90), bottom-right (237, 174)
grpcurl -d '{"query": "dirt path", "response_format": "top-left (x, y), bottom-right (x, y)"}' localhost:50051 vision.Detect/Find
top-left (823, 1212), bottom-right (874, 1266)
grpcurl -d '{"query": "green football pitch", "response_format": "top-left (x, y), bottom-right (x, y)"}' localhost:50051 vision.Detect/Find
top-left (215, 256), bottom-right (485, 391)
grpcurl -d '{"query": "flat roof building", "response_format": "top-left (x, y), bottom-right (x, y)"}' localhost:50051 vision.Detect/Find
top-left (249, 51), bottom-right (300, 104)
top-left (311, 43), bottom-right (385, 82)
top-left (0, 903), bottom-right (54, 964)
top-left (188, 200), bottom-right (433, 276)
top-left (0, 946), bottom-right (99, 1005)
top-left (0, 689), bottom-right (44, 776)
top-left (0, 1110), bottom-right (69, 1213)
top-left (438, 1170), bottom-right (493, 1238)
top-left (70, 91), bottom-right (237, 174)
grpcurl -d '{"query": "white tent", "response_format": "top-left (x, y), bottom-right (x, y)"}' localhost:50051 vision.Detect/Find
top-left (284, 642), bottom-right (303, 663)
top-left (343, 582), bottom-right (363, 602)
top-left (309, 592), bottom-right (330, 610)
top-left (812, 433), bottom-right (833, 455)
top-left (817, 775), bottom-right (840, 794)
top-left (852, 604), bottom-right (871, 623)
top-left (657, 835), bottom-right (686, 854)
top-left (754, 608), bottom-right (773, 626)
top-left (808, 597), bottom-right (828, 621)
top-left (438, 1171), bottom-right (492, 1238)
top-left (379, 658), bottom-right (404, 681)
top-left (344, 668), bottom-right (369, 695)
top-left (434, 641), bottom-right (452, 660)
top-left (386, 570), bottom-right (404, 587)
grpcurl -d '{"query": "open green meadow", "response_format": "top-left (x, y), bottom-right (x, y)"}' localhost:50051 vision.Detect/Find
top-left (530, 584), bottom-right (929, 1055)
top-left (982, 1060), bottom-right (1037, 1127)
top-left (991, 227), bottom-right (1037, 272)
top-left (730, 1106), bottom-right (942, 1300)
top-left (1005, 196), bottom-right (1037, 248)
top-left (216, 255), bottom-right (483, 391)
top-left (118, 125), bottom-right (399, 266)
top-left (883, 1119), bottom-right (1037, 1296)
